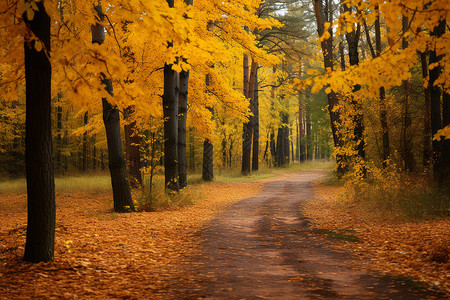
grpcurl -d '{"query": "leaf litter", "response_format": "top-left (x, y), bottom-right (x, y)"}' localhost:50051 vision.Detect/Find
top-left (305, 183), bottom-right (449, 295)
top-left (0, 180), bottom-right (267, 299)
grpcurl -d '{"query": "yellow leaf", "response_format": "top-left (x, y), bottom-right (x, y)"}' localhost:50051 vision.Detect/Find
top-left (34, 40), bottom-right (42, 52)
top-left (26, 8), bottom-right (34, 21)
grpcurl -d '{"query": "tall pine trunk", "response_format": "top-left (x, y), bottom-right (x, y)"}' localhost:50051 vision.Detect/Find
top-left (252, 67), bottom-right (259, 171)
top-left (344, 3), bottom-right (365, 175)
top-left (163, 0), bottom-right (180, 192)
top-left (178, 70), bottom-right (189, 188)
top-left (177, 0), bottom-right (193, 188)
top-left (202, 75), bottom-right (214, 181)
top-left (401, 16), bottom-right (415, 171)
top-left (313, 0), bottom-right (345, 177)
top-left (92, 5), bottom-right (134, 212)
top-left (241, 54), bottom-right (252, 175)
top-left (374, 5), bottom-right (390, 166)
top-left (23, 0), bottom-right (55, 263)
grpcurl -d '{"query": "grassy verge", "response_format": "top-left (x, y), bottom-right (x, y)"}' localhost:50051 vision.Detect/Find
top-left (0, 176), bottom-right (112, 194)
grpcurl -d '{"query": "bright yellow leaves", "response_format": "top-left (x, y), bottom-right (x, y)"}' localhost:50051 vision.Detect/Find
top-left (21, 0), bottom-right (40, 21)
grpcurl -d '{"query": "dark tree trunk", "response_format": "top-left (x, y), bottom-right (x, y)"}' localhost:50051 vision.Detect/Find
top-left (344, 3), bottom-right (365, 174)
top-left (314, 0), bottom-right (345, 176)
top-left (202, 70), bottom-right (214, 181)
top-left (178, 70), bottom-right (189, 188)
top-left (177, 0), bottom-right (192, 188)
top-left (92, 5), bottom-right (134, 212)
top-left (163, 0), bottom-right (179, 192)
top-left (299, 100), bottom-right (306, 162)
top-left (429, 20), bottom-right (446, 184)
top-left (56, 102), bottom-right (62, 172)
top-left (82, 111), bottom-right (88, 172)
top-left (163, 64), bottom-right (180, 192)
top-left (222, 136), bottom-right (227, 168)
top-left (241, 54), bottom-right (252, 175)
top-left (124, 106), bottom-right (142, 187)
top-left (252, 67), bottom-right (259, 171)
top-left (401, 16), bottom-right (415, 172)
top-left (202, 138), bottom-right (214, 181)
top-left (306, 111), bottom-right (313, 161)
top-left (276, 112), bottom-right (289, 167)
top-left (102, 98), bottom-right (134, 212)
top-left (420, 51), bottom-right (432, 167)
top-left (374, 5), bottom-right (390, 166)
top-left (23, 0), bottom-right (55, 263)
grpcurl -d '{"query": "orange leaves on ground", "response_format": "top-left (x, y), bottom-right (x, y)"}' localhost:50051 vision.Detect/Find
top-left (0, 180), bottom-right (265, 299)
top-left (305, 184), bottom-right (450, 294)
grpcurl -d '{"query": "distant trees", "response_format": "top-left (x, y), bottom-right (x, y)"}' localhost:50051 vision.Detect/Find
top-left (298, 0), bottom-right (450, 187)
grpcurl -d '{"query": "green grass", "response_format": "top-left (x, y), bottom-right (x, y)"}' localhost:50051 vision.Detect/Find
top-left (0, 175), bottom-right (112, 194)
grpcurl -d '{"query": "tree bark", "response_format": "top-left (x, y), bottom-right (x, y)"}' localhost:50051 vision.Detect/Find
top-left (202, 74), bottom-right (214, 181)
top-left (241, 54), bottom-right (252, 175)
top-left (92, 5), bottom-right (134, 212)
top-left (400, 16), bottom-right (415, 172)
top-left (252, 67), bottom-right (259, 171)
top-left (163, 64), bottom-right (180, 192)
top-left (313, 0), bottom-right (345, 176)
top-left (178, 70), bottom-right (189, 188)
top-left (343, 3), bottom-right (365, 175)
top-left (124, 106), bottom-right (142, 187)
top-left (23, 0), bottom-right (55, 263)
top-left (420, 51), bottom-right (432, 167)
top-left (374, 5), bottom-right (390, 166)
top-left (82, 111), bottom-right (88, 172)
top-left (306, 110), bottom-right (313, 160)
top-left (202, 138), bottom-right (214, 181)
top-left (177, 0), bottom-right (193, 188)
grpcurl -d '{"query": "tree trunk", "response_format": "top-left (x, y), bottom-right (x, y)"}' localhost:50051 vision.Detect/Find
top-left (178, 70), bottom-right (188, 188)
top-left (202, 138), bottom-right (214, 181)
top-left (252, 67), bottom-right (259, 171)
top-left (163, 64), bottom-right (180, 192)
top-left (344, 3), bottom-right (365, 175)
top-left (313, 0), bottom-right (345, 177)
top-left (400, 16), bottom-right (415, 172)
top-left (429, 20), bottom-right (446, 184)
top-left (124, 106), bottom-right (142, 187)
top-left (241, 54), bottom-right (252, 175)
top-left (177, 0), bottom-right (192, 188)
top-left (374, 5), bottom-right (390, 166)
top-left (23, 0), bottom-right (55, 263)
top-left (306, 111), bottom-right (313, 160)
top-left (202, 69), bottom-right (214, 181)
top-left (92, 5), bottom-right (134, 212)
top-left (82, 111), bottom-right (88, 172)
top-left (299, 99), bottom-right (306, 162)
top-left (420, 51), bottom-right (432, 167)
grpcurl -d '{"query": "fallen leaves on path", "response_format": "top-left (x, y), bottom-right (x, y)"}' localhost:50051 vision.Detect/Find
top-left (0, 180), bottom-right (266, 299)
top-left (305, 183), bottom-right (450, 294)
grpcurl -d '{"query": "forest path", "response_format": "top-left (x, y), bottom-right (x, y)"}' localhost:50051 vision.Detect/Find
top-left (178, 170), bottom-right (435, 299)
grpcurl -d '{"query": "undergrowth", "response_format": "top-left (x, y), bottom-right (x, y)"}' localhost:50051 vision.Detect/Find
top-left (344, 168), bottom-right (450, 220)
top-left (137, 181), bottom-right (197, 212)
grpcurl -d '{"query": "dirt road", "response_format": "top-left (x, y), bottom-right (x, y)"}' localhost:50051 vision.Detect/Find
top-left (178, 171), bottom-right (440, 299)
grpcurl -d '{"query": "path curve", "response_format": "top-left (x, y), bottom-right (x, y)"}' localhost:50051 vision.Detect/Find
top-left (179, 171), bottom-right (439, 299)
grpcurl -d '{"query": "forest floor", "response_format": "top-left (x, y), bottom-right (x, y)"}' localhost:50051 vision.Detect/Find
top-left (0, 169), bottom-right (449, 299)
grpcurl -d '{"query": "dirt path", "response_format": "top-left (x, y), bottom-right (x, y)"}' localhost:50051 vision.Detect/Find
top-left (177, 171), bottom-right (440, 299)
